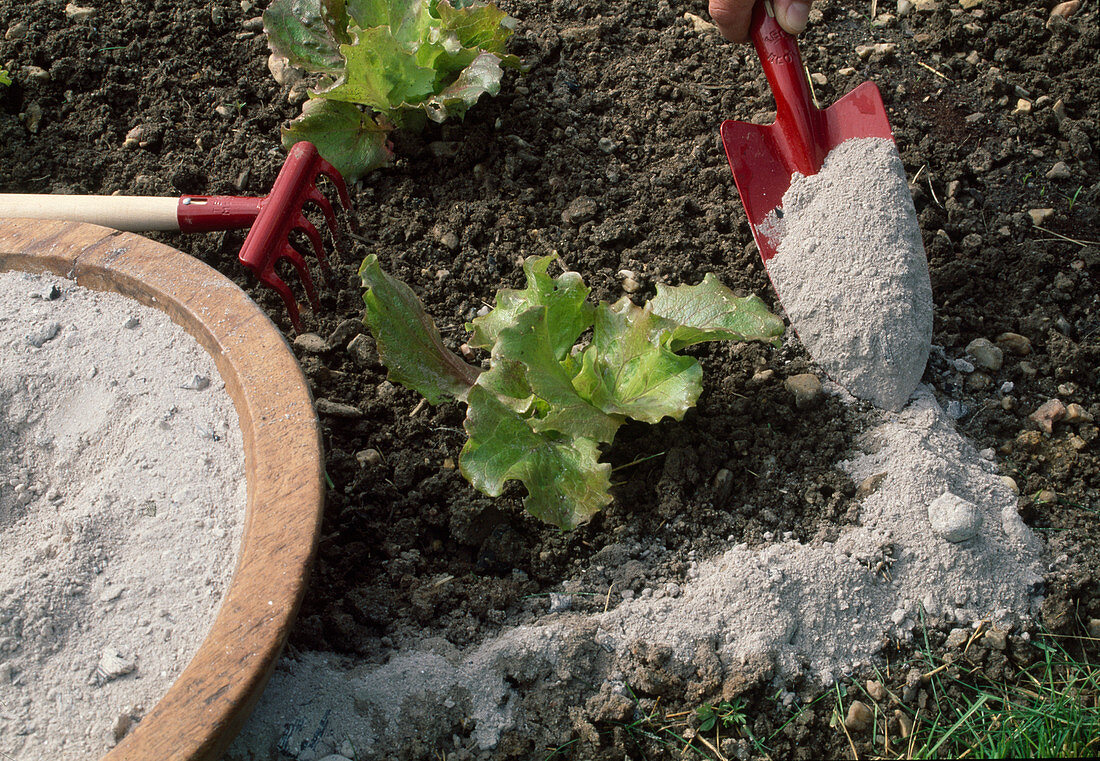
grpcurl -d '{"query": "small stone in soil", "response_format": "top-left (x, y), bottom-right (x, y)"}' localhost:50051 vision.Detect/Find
top-left (965, 338), bottom-right (1003, 371)
top-left (996, 332), bottom-right (1031, 355)
top-left (927, 492), bottom-right (983, 543)
top-left (1029, 399), bottom-right (1066, 433)
top-left (123, 316), bottom-right (140, 329)
top-left (315, 399), bottom-right (363, 419)
top-left (293, 332), bottom-right (329, 353)
top-left (866, 679), bottom-right (887, 701)
top-left (784, 373), bottom-right (823, 409)
top-left (844, 700), bottom-right (873, 732)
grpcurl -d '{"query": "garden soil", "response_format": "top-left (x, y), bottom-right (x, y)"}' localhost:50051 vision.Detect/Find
top-left (1, 0), bottom-right (1098, 759)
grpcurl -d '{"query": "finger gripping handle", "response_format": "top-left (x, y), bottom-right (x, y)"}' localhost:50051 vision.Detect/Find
top-left (750, 1), bottom-right (824, 176)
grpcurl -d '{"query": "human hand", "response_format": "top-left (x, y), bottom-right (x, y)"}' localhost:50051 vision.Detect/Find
top-left (707, 0), bottom-right (811, 43)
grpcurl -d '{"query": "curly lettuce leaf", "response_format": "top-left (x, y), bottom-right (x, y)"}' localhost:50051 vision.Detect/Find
top-left (264, 0), bottom-right (348, 73)
top-left (281, 100), bottom-right (393, 182)
top-left (649, 273), bottom-right (785, 351)
top-left (573, 299), bottom-right (704, 424)
top-left (360, 254), bottom-right (480, 403)
top-left (467, 255), bottom-right (594, 361)
top-left (487, 306), bottom-right (621, 442)
top-left (460, 385), bottom-right (612, 530)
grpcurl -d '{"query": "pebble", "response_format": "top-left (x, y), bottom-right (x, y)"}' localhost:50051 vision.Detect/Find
top-left (23, 65), bottom-right (50, 84)
top-left (927, 492), bottom-right (983, 543)
top-left (784, 373), bottom-right (823, 409)
top-left (944, 627), bottom-right (969, 648)
top-left (618, 269), bottom-right (642, 293)
top-left (315, 399), bottom-right (363, 419)
top-left (1046, 161), bottom-right (1071, 180)
top-left (1028, 208), bottom-right (1055, 226)
top-left (1000, 476), bottom-right (1019, 494)
top-left (965, 338), bottom-right (1003, 371)
top-left (895, 709), bottom-right (913, 738)
top-left (838, 66), bottom-right (856, 76)
top-left (180, 375), bottom-right (210, 391)
top-left (855, 472), bottom-right (887, 499)
top-left (347, 334), bottom-right (375, 364)
top-left (952, 358), bottom-right (975, 373)
top-left (5, 21), bottom-right (27, 40)
top-left (242, 16), bottom-right (264, 32)
top-left (914, 0), bottom-right (939, 11)
top-left (1029, 399), bottom-right (1066, 434)
top-left (982, 629), bottom-right (1007, 651)
top-left (1065, 403), bottom-right (1093, 424)
top-left (548, 593), bottom-right (572, 613)
top-left (1036, 489), bottom-right (1058, 504)
top-left (293, 333), bottom-right (329, 353)
top-left (683, 11), bottom-right (717, 33)
top-left (267, 53), bottom-right (303, 87)
top-left (995, 332), bottom-right (1031, 355)
top-left (1050, 0), bottom-right (1081, 18)
top-left (26, 321), bottom-right (61, 347)
top-left (810, 72), bottom-right (828, 86)
top-left (1012, 99), bottom-right (1032, 115)
top-left (562, 196), bottom-right (598, 225)
top-left (866, 679), bottom-right (887, 701)
top-left (355, 448), bottom-right (382, 467)
top-left (94, 647), bottom-right (135, 685)
top-left (64, 3), bottom-right (95, 20)
top-left (214, 104), bottom-right (234, 118)
top-left (844, 700), bottom-right (873, 732)
top-left (123, 316), bottom-right (140, 329)
top-left (897, 0), bottom-right (913, 16)
top-left (327, 318), bottom-right (362, 349)
top-left (1086, 619), bottom-right (1100, 639)
top-left (21, 102), bottom-right (43, 133)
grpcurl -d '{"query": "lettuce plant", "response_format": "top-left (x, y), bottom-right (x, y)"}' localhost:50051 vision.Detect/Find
top-left (360, 254), bottom-right (784, 530)
top-left (264, 0), bottom-right (519, 181)
top-left (0, 68), bottom-right (10, 87)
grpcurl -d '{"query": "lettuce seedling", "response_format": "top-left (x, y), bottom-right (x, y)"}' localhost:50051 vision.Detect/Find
top-left (0, 68), bottom-right (10, 87)
top-left (360, 254), bottom-right (784, 530)
top-left (264, 0), bottom-right (519, 181)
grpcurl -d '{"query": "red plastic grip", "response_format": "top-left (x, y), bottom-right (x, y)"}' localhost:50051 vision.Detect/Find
top-left (750, 1), bottom-right (824, 176)
top-left (176, 195), bottom-right (265, 233)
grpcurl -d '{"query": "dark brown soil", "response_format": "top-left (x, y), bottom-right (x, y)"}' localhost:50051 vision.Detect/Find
top-left (2, 0), bottom-right (1098, 758)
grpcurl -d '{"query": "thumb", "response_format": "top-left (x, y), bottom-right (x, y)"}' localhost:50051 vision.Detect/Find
top-left (773, 0), bottom-right (811, 35)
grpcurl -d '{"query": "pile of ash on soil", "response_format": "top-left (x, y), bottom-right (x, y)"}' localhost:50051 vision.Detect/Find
top-left (226, 388), bottom-right (1044, 760)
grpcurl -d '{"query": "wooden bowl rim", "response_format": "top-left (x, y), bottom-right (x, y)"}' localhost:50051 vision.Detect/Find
top-left (0, 219), bottom-right (325, 760)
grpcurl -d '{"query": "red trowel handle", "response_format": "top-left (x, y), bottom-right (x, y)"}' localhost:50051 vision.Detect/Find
top-left (749, 1), bottom-right (824, 176)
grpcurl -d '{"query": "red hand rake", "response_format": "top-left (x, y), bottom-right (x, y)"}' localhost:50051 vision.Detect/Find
top-left (0, 141), bottom-right (352, 332)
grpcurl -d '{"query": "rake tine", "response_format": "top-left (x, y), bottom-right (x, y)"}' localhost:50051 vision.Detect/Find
top-left (315, 159), bottom-right (352, 210)
top-left (280, 242), bottom-right (320, 315)
top-left (293, 211), bottom-right (332, 283)
top-left (305, 186), bottom-right (345, 257)
top-left (256, 268), bottom-right (303, 334)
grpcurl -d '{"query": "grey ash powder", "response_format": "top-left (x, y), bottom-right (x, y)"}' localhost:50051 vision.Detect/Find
top-left (762, 137), bottom-right (933, 410)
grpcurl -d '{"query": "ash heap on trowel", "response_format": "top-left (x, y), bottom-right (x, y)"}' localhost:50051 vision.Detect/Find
top-left (762, 137), bottom-right (933, 410)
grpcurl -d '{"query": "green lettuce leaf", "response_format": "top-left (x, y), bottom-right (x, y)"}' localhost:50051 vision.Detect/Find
top-left (281, 100), bottom-right (393, 182)
top-left (573, 299), bottom-right (704, 424)
top-left (488, 306), bottom-right (622, 442)
top-left (648, 273), bottom-right (785, 351)
top-left (467, 255), bottom-right (594, 360)
top-left (460, 385), bottom-right (612, 530)
top-left (264, 0), bottom-right (347, 73)
top-left (360, 254), bottom-right (481, 403)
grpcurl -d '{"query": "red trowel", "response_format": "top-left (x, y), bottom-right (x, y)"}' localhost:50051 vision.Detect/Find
top-left (720, 1), bottom-right (932, 411)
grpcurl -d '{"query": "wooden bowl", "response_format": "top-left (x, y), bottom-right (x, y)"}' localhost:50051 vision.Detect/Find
top-left (0, 219), bottom-right (325, 760)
